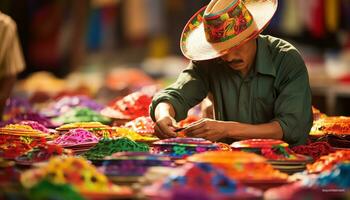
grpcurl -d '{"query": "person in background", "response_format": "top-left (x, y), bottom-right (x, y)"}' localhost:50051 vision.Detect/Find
top-left (0, 11), bottom-right (25, 120)
top-left (150, 0), bottom-right (313, 146)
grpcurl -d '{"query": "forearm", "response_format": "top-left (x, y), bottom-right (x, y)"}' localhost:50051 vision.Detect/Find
top-left (226, 121), bottom-right (283, 140)
top-left (0, 75), bottom-right (17, 120)
top-left (154, 102), bottom-right (176, 121)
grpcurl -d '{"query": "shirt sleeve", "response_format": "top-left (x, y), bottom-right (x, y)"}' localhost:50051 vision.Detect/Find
top-left (0, 13), bottom-right (25, 79)
top-left (150, 61), bottom-right (209, 122)
top-left (272, 51), bottom-right (313, 146)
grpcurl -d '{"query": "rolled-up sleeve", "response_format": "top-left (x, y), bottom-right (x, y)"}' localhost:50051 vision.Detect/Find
top-left (272, 53), bottom-right (313, 146)
top-left (150, 61), bottom-right (209, 122)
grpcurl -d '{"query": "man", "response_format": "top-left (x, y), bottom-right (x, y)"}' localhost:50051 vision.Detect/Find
top-left (0, 12), bottom-right (25, 120)
top-left (150, 0), bottom-right (312, 146)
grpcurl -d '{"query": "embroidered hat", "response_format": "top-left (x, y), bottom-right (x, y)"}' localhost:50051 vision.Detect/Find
top-left (180, 0), bottom-right (278, 60)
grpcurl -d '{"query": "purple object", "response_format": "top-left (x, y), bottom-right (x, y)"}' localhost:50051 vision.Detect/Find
top-left (1, 112), bottom-right (58, 128)
top-left (19, 121), bottom-right (50, 133)
top-left (99, 152), bottom-right (172, 176)
top-left (41, 96), bottom-right (104, 117)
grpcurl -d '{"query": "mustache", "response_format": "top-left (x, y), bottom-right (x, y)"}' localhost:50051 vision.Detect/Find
top-left (220, 59), bottom-right (244, 65)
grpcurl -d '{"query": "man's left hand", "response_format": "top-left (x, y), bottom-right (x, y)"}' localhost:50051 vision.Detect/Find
top-left (183, 118), bottom-right (229, 141)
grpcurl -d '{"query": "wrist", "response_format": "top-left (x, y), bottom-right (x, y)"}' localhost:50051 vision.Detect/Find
top-left (225, 121), bottom-right (244, 139)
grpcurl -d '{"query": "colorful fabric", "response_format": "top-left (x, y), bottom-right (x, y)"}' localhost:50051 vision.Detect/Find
top-left (203, 1), bottom-right (253, 43)
top-left (291, 141), bottom-right (334, 161)
top-left (84, 138), bottom-right (149, 160)
top-left (52, 128), bottom-right (99, 147)
top-left (144, 163), bottom-right (263, 199)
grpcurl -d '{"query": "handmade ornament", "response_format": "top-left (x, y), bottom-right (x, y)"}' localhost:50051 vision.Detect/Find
top-left (143, 163), bottom-right (263, 200)
top-left (41, 95), bottom-right (104, 118)
top-left (21, 157), bottom-right (132, 198)
top-left (231, 139), bottom-right (312, 162)
top-left (307, 150), bottom-right (350, 173)
top-left (2, 97), bottom-right (32, 122)
top-left (187, 151), bottom-right (289, 189)
top-left (2, 112), bottom-right (57, 128)
top-left (112, 127), bottom-right (158, 142)
top-left (52, 128), bottom-right (99, 147)
top-left (53, 107), bottom-right (111, 125)
top-left (151, 138), bottom-right (219, 159)
top-left (28, 180), bottom-right (84, 200)
top-left (84, 138), bottom-right (149, 160)
top-left (231, 139), bottom-right (312, 174)
top-left (291, 141), bottom-right (334, 161)
top-left (101, 91), bottom-right (152, 120)
top-left (99, 152), bottom-right (172, 178)
top-left (15, 144), bottom-right (72, 165)
top-left (176, 115), bottom-right (200, 137)
top-left (308, 162), bottom-right (350, 189)
top-left (0, 124), bottom-right (48, 159)
top-left (19, 121), bottom-right (51, 134)
top-left (56, 122), bottom-right (112, 139)
top-left (123, 116), bottom-right (155, 136)
top-left (311, 116), bottom-right (350, 136)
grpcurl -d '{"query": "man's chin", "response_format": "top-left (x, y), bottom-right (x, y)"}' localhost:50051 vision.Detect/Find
top-left (229, 63), bottom-right (245, 70)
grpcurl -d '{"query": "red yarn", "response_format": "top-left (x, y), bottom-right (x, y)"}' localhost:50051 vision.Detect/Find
top-left (291, 141), bottom-right (335, 161)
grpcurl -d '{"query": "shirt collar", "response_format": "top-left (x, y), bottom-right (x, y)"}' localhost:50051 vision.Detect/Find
top-left (255, 35), bottom-right (276, 77)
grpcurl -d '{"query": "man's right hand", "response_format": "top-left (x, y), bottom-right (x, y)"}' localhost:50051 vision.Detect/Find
top-left (154, 102), bottom-right (178, 139)
top-left (154, 116), bottom-right (177, 139)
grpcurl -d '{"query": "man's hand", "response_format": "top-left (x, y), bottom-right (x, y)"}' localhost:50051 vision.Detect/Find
top-left (154, 116), bottom-right (178, 139)
top-left (154, 102), bottom-right (178, 139)
top-left (183, 118), bottom-right (229, 141)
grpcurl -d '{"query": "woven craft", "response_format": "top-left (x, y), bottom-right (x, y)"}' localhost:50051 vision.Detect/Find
top-left (21, 157), bottom-right (132, 197)
top-left (101, 92), bottom-right (152, 120)
top-left (53, 107), bottom-right (111, 124)
top-left (52, 128), bottom-right (99, 147)
top-left (84, 138), bottom-right (149, 160)
top-left (143, 163), bottom-right (263, 199)
top-left (151, 138), bottom-right (219, 159)
top-left (99, 152), bottom-right (172, 177)
top-left (307, 150), bottom-right (350, 173)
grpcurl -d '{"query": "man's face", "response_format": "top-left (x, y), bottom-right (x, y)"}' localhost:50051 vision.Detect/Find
top-left (220, 39), bottom-right (257, 74)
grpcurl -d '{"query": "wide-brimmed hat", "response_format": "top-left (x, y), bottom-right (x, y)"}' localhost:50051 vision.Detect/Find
top-left (180, 0), bottom-right (278, 61)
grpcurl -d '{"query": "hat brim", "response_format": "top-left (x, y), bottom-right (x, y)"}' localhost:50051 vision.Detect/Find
top-left (180, 0), bottom-right (278, 61)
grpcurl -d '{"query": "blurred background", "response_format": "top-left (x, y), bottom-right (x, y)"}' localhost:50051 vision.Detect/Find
top-left (1, 0), bottom-right (350, 115)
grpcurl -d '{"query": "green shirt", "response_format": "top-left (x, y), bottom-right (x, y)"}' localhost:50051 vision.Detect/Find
top-left (150, 35), bottom-right (313, 146)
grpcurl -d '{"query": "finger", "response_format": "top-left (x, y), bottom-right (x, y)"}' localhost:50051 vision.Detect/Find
top-left (183, 121), bottom-right (206, 134)
top-left (186, 126), bottom-right (208, 137)
top-left (158, 122), bottom-right (177, 138)
top-left (154, 125), bottom-right (169, 139)
top-left (154, 124), bottom-right (175, 139)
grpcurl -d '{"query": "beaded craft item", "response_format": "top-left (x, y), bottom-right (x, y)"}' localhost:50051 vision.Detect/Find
top-left (143, 163), bottom-right (263, 200)
top-left (28, 180), bottom-right (84, 200)
top-left (84, 138), bottom-right (149, 160)
top-left (151, 138), bottom-right (219, 159)
top-left (101, 91), bottom-right (152, 120)
top-left (52, 128), bottom-right (99, 147)
top-left (112, 127), bottom-right (158, 142)
top-left (15, 144), bottom-right (72, 165)
top-left (19, 121), bottom-right (50, 134)
top-left (187, 151), bottom-right (289, 182)
top-left (99, 152), bottom-right (172, 177)
top-left (307, 150), bottom-right (350, 173)
top-left (56, 122), bottom-right (112, 139)
top-left (0, 124), bottom-right (48, 159)
top-left (41, 95), bottom-right (104, 118)
top-left (231, 139), bottom-right (312, 162)
top-left (2, 112), bottom-right (57, 128)
top-left (123, 116), bottom-right (155, 136)
top-left (21, 157), bottom-right (132, 197)
top-left (311, 116), bottom-right (350, 136)
top-left (53, 107), bottom-right (111, 125)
